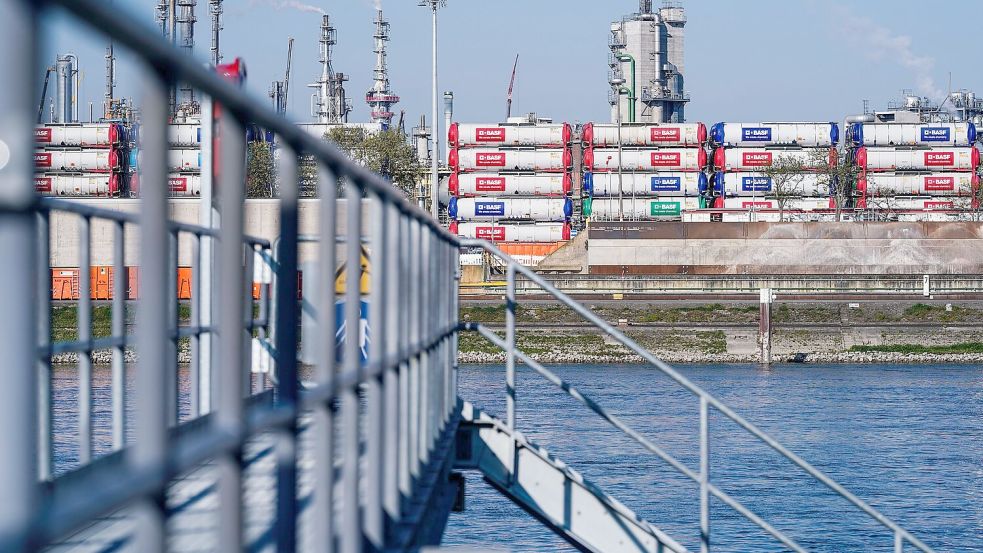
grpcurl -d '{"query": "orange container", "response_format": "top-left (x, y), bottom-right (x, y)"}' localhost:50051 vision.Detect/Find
top-left (51, 269), bottom-right (80, 300)
top-left (177, 268), bottom-right (193, 299)
top-left (92, 266), bottom-right (112, 300)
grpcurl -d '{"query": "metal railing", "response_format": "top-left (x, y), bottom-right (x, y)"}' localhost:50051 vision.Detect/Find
top-left (1, 0), bottom-right (459, 551)
top-left (459, 238), bottom-right (936, 553)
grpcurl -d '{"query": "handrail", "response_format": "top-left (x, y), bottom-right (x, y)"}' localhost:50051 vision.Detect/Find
top-left (6, 1), bottom-right (462, 551)
top-left (460, 237), bottom-right (936, 553)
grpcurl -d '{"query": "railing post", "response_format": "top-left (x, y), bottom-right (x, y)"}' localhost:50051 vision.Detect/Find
top-left (364, 192), bottom-right (387, 549)
top-left (506, 263), bottom-right (517, 432)
top-left (895, 531), bottom-right (903, 553)
top-left (78, 215), bottom-right (93, 463)
top-left (341, 180), bottom-right (363, 553)
top-left (37, 211), bottom-right (53, 481)
top-left (313, 162), bottom-right (338, 553)
top-left (130, 66), bottom-right (171, 553)
top-left (0, 0), bottom-right (39, 546)
top-left (215, 103), bottom-right (247, 553)
top-left (197, 95), bottom-right (216, 414)
top-left (382, 201), bottom-right (401, 525)
top-left (699, 396), bottom-right (710, 553)
top-left (274, 145), bottom-right (300, 553)
top-left (111, 219), bottom-right (126, 448)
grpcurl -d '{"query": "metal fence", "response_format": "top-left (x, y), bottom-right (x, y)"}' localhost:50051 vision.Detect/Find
top-left (460, 238), bottom-right (936, 553)
top-left (0, 0), bottom-right (459, 551)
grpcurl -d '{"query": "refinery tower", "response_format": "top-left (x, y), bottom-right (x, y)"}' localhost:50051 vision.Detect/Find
top-left (609, 0), bottom-right (688, 124)
top-left (366, 8), bottom-right (399, 127)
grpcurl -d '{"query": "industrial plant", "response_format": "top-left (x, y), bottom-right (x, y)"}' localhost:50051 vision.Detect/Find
top-left (32, 0), bottom-right (983, 274)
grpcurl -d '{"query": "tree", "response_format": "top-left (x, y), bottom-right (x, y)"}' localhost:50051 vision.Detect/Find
top-left (246, 141), bottom-right (275, 198)
top-left (758, 154), bottom-right (808, 222)
top-left (808, 148), bottom-right (861, 221)
top-left (313, 127), bottom-right (421, 199)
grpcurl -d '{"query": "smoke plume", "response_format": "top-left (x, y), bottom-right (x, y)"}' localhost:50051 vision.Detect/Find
top-left (832, 5), bottom-right (942, 100)
top-left (254, 0), bottom-right (326, 16)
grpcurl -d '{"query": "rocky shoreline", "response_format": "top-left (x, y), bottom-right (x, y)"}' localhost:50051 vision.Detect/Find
top-left (456, 349), bottom-right (983, 365)
top-left (49, 346), bottom-right (983, 366)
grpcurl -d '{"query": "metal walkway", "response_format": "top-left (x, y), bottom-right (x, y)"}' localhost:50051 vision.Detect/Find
top-left (0, 1), bottom-right (936, 551)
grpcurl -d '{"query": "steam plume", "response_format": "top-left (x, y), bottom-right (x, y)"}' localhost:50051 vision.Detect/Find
top-left (832, 5), bottom-right (942, 100)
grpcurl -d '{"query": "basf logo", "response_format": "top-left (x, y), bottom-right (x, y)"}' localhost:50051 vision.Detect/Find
top-left (474, 201), bottom-right (505, 217)
top-left (924, 176), bottom-right (955, 191)
top-left (924, 201), bottom-right (954, 210)
top-left (34, 177), bottom-right (52, 192)
top-left (741, 176), bottom-right (772, 192)
top-left (741, 127), bottom-right (772, 142)
top-left (475, 176), bottom-right (506, 192)
top-left (742, 151), bottom-right (773, 167)
top-left (475, 128), bottom-right (506, 143)
top-left (475, 152), bottom-right (506, 167)
top-left (920, 127), bottom-right (951, 142)
top-left (924, 151), bottom-right (954, 167)
top-left (34, 152), bottom-right (52, 168)
top-left (168, 177), bottom-right (187, 192)
top-left (650, 152), bottom-right (681, 167)
top-left (650, 176), bottom-right (681, 192)
top-left (650, 127), bottom-right (681, 142)
top-left (742, 201), bottom-right (774, 209)
top-left (475, 226), bottom-right (506, 241)
top-left (34, 127), bottom-right (52, 143)
top-left (649, 201), bottom-right (681, 217)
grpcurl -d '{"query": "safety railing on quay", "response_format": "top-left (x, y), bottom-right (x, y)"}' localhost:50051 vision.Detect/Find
top-left (1, 0), bottom-right (460, 552)
top-left (459, 238), bottom-right (937, 553)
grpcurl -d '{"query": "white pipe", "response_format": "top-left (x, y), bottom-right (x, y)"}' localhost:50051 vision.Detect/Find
top-left (430, 4), bottom-right (439, 219)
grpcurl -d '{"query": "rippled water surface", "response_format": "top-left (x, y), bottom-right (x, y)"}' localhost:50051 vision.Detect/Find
top-left (443, 363), bottom-right (983, 552)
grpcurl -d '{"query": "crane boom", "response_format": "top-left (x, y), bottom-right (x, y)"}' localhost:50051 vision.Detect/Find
top-left (506, 54), bottom-right (518, 119)
top-left (283, 37), bottom-right (294, 114)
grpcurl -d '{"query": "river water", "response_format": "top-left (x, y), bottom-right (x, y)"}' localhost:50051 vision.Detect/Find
top-left (50, 363), bottom-right (982, 551)
top-left (443, 363), bottom-right (983, 552)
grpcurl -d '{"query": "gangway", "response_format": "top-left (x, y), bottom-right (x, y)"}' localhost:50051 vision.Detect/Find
top-left (0, 0), bottom-right (938, 551)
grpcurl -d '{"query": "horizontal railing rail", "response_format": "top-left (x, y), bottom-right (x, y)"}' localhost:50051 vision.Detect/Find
top-left (460, 237), bottom-right (936, 553)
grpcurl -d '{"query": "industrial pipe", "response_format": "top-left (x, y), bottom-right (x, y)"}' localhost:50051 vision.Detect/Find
top-left (616, 53), bottom-right (636, 123)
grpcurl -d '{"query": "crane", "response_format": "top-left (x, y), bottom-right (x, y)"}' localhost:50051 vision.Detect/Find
top-left (506, 54), bottom-right (518, 120)
top-left (38, 67), bottom-right (53, 123)
top-left (282, 37), bottom-right (294, 114)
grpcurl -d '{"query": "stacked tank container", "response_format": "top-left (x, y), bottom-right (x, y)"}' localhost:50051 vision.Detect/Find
top-left (849, 122), bottom-right (980, 218)
top-left (33, 123), bottom-right (126, 197)
top-left (708, 122), bottom-right (839, 222)
top-left (580, 122), bottom-right (709, 220)
top-left (447, 123), bottom-right (573, 247)
top-left (129, 122), bottom-right (205, 197)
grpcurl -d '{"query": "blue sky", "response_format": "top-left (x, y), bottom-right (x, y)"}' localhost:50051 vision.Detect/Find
top-left (43, 0), bottom-right (982, 128)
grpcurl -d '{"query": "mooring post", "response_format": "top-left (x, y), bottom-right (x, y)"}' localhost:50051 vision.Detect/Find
top-left (759, 288), bottom-right (774, 365)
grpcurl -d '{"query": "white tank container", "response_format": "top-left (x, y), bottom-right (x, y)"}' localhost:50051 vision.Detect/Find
top-left (449, 123), bottom-right (571, 148)
top-left (711, 122), bottom-right (838, 147)
top-left (169, 150), bottom-right (202, 172)
top-left (850, 122), bottom-right (977, 146)
top-left (585, 197), bottom-right (701, 219)
top-left (449, 149), bottom-right (570, 172)
top-left (168, 124), bottom-right (202, 148)
top-left (854, 147), bottom-right (980, 172)
top-left (448, 197), bottom-right (572, 221)
top-left (584, 147), bottom-right (707, 172)
top-left (718, 197), bottom-right (833, 211)
top-left (34, 174), bottom-right (121, 196)
top-left (34, 124), bottom-right (122, 148)
top-left (713, 148), bottom-right (834, 171)
top-left (715, 172), bottom-right (831, 197)
top-left (449, 173), bottom-right (570, 196)
top-left (129, 173), bottom-right (204, 196)
top-left (862, 197), bottom-right (970, 211)
top-left (858, 172), bottom-right (978, 196)
top-left (582, 123), bottom-right (707, 147)
top-left (34, 150), bottom-right (120, 172)
top-left (584, 172), bottom-right (707, 197)
top-left (451, 222), bottom-right (570, 242)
